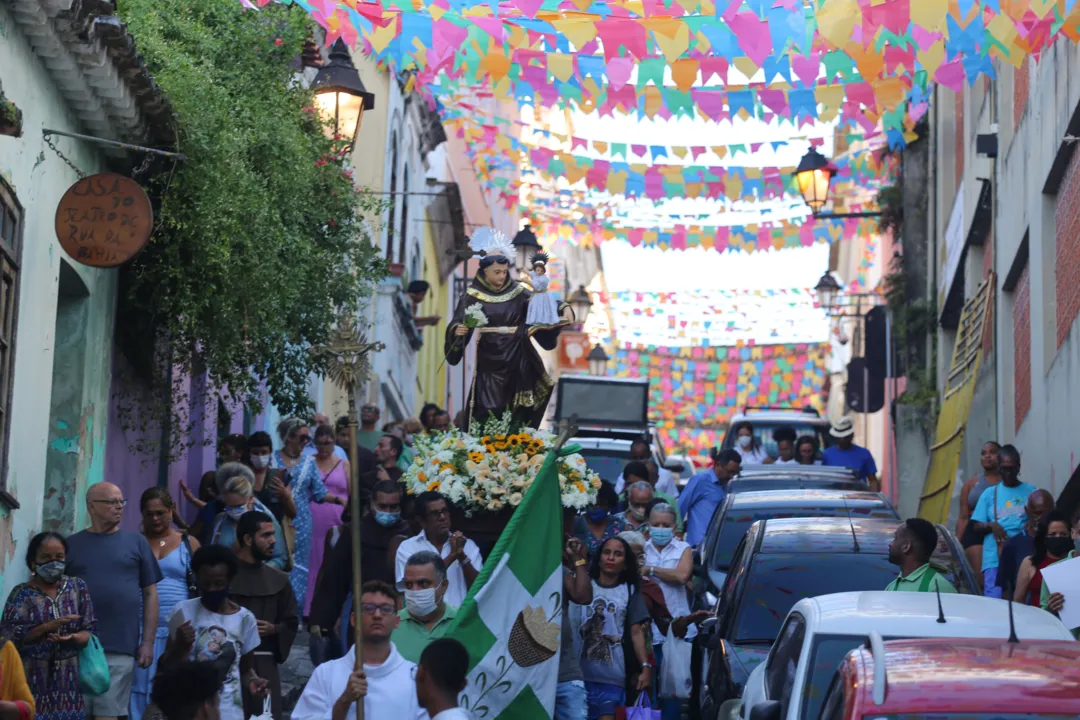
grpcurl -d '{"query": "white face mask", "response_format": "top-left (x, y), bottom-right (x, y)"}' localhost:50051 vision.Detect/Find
top-left (250, 454), bottom-right (271, 470)
top-left (404, 587), bottom-right (439, 617)
top-left (737, 435), bottom-right (752, 449)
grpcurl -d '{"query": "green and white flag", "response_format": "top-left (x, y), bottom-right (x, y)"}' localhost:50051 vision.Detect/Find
top-left (449, 449), bottom-right (566, 719)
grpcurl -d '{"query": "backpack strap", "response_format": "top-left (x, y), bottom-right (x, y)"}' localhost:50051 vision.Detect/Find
top-left (917, 567), bottom-right (939, 593)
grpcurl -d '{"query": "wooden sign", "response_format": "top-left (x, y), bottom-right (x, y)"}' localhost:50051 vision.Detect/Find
top-left (557, 331), bottom-right (591, 372)
top-left (54, 173), bottom-right (152, 268)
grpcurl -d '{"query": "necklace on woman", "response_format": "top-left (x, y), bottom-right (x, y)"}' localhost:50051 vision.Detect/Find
top-left (146, 531), bottom-right (170, 548)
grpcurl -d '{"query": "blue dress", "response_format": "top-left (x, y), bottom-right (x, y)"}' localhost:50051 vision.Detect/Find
top-left (288, 457), bottom-right (329, 612)
top-left (130, 542), bottom-right (192, 720)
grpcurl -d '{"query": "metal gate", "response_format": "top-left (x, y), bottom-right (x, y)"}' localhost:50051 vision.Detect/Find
top-left (917, 275), bottom-right (995, 524)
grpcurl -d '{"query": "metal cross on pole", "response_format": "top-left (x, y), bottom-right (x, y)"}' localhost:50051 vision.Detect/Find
top-left (312, 312), bottom-right (384, 720)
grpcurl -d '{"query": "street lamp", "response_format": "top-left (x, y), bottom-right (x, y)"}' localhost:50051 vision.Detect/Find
top-left (568, 285), bottom-right (592, 326)
top-left (794, 147), bottom-right (882, 219)
top-left (814, 271), bottom-right (842, 314)
top-left (587, 344), bottom-right (609, 376)
top-left (312, 40), bottom-right (375, 148)
top-left (512, 224), bottom-right (542, 273)
top-left (794, 147), bottom-right (835, 213)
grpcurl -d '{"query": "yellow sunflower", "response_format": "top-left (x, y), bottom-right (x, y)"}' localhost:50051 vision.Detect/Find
top-left (494, 434), bottom-right (507, 442)
top-left (440, 463), bottom-right (455, 473)
top-left (468, 451), bottom-right (484, 463)
top-left (494, 441), bottom-right (508, 451)
top-left (507, 435), bottom-right (522, 448)
top-left (418, 471), bottom-right (427, 482)
top-left (426, 480), bottom-right (441, 492)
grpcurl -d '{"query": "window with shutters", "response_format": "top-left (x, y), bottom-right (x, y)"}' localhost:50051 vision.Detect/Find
top-left (0, 178), bottom-right (22, 507)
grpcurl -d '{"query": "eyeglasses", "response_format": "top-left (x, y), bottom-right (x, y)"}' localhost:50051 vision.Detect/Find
top-left (296, 434), bottom-right (311, 444)
top-left (427, 507), bottom-right (450, 519)
top-left (92, 499), bottom-right (128, 507)
top-left (359, 603), bottom-right (396, 616)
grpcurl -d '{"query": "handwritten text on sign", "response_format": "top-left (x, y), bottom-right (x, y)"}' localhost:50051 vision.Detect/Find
top-left (54, 173), bottom-right (152, 268)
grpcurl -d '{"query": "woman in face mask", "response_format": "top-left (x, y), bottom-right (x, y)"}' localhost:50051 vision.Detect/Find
top-left (1, 531), bottom-right (93, 720)
top-left (131, 488), bottom-right (202, 720)
top-left (640, 506), bottom-right (709, 720)
top-left (731, 422), bottom-right (768, 465)
top-left (210, 473), bottom-right (289, 573)
top-left (573, 482), bottom-right (626, 558)
top-left (245, 432), bottom-right (296, 524)
top-left (160, 545), bottom-right (268, 720)
top-left (1015, 510), bottom-right (1074, 607)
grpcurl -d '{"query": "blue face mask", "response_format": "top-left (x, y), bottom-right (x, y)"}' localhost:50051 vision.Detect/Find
top-left (375, 511), bottom-right (400, 527)
top-left (649, 527), bottom-right (674, 547)
top-left (586, 508), bottom-right (609, 523)
top-left (225, 505), bottom-right (247, 521)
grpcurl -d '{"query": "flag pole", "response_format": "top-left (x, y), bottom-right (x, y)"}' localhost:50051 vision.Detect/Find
top-left (311, 313), bottom-right (384, 720)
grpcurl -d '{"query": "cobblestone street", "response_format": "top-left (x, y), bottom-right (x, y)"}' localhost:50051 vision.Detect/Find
top-left (281, 629), bottom-right (315, 713)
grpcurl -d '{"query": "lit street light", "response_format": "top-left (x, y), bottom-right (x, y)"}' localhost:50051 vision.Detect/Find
top-left (794, 147), bottom-right (882, 220)
top-left (312, 40), bottom-right (375, 149)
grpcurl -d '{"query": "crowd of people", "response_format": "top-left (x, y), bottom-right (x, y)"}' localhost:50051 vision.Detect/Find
top-left (0, 409), bottom-right (1075, 720)
top-left (954, 441), bottom-right (1079, 624)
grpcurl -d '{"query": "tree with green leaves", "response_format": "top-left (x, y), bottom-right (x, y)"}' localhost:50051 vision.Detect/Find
top-left (116, 0), bottom-right (385, 455)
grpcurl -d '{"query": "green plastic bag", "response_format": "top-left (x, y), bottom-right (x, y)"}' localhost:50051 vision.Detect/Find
top-left (78, 634), bottom-right (111, 695)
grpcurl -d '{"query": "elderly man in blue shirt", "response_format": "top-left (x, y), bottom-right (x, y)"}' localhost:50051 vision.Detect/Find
top-left (678, 449), bottom-right (742, 548)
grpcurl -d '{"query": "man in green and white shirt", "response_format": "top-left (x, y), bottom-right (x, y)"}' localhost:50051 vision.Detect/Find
top-left (391, 550), bottom-right (459, 662)
top-left (885, 518), bottom-right (957, 594)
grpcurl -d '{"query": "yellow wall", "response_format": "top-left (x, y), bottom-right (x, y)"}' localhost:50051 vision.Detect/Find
top-left (414, 219), bottom-right (450, 413)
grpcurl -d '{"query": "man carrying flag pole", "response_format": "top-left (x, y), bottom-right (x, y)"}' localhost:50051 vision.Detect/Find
top-left (447, 422), bottom-right (579, 719)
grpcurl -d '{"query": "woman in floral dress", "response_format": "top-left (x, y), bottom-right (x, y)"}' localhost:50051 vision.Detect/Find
top-left (289, 425), bottom-right (347, 614)
top-left (2, 531), bottom-right (95, 720)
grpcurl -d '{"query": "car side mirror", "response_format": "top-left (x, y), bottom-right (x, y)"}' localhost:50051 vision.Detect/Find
top-left (700, 616), bottom-right (718, 637)
top-left (749, 700), bottom-right (782, 720)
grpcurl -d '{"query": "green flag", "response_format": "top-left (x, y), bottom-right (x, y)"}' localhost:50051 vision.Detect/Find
top-left (449, 449), bottom-right (566, 719)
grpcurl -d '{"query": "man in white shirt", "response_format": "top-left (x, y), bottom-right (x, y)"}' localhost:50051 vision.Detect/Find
top-left (614, 438), bottom-right (679, 497)
top-left (395, 492), bottom-right (484, 607)
top-left (291, 580), bottom-right (428, 720)
top-left (415, 638), bottom-right (475, 720)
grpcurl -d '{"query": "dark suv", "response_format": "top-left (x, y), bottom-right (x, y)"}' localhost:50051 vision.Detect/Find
top-left (694, 517), bottom-right (977, 720)
top-left (697, 489), bottom-right (900, 601)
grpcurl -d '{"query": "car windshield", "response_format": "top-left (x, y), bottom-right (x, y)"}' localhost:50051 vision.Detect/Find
top-left (578, 449), bottom-right (632, 484)
top-left (733, 554), bottom-right (897, 643)
top-left (802, 634), bottom-right (898, 720)
top-left (727, 420), bottom-right (834, 459)
top-left (709, 507), bottom-right (897, 572)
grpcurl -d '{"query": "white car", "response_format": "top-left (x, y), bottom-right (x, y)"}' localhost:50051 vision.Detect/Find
top-left (736, 591), bottom-right (1074, 720)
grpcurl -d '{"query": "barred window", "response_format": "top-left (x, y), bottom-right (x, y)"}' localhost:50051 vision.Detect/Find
top-left (0, 178), bottom-right (21, 504)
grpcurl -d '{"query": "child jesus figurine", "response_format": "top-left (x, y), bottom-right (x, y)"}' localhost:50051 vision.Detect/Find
top-left (525, 252), bottom-right (561, 327)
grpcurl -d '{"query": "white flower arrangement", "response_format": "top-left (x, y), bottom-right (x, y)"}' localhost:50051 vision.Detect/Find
top-left (463, 303), bottom-right (489, 329)
top-left (404, 412), bottom-right (601, 514)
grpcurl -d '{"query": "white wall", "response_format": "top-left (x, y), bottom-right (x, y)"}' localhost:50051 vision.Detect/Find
top-left (0, 6), bottom-right (117, 597)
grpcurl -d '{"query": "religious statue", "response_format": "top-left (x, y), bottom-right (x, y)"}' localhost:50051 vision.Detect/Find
top-left (445, 228), bottom-right (573, 428)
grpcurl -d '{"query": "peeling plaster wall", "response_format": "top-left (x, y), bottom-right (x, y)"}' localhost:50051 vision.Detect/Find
top-left (0, 7), bottom-right (117, 598)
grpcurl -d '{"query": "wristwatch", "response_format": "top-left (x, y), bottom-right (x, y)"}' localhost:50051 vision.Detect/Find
top-left (641, 662), bottom-right (654, 669)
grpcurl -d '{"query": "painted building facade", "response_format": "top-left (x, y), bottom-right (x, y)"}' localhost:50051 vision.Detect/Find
top-left (0, 0), bottom-right (172, 594)
top-left (919, 37), bottom-right (1080, 521)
